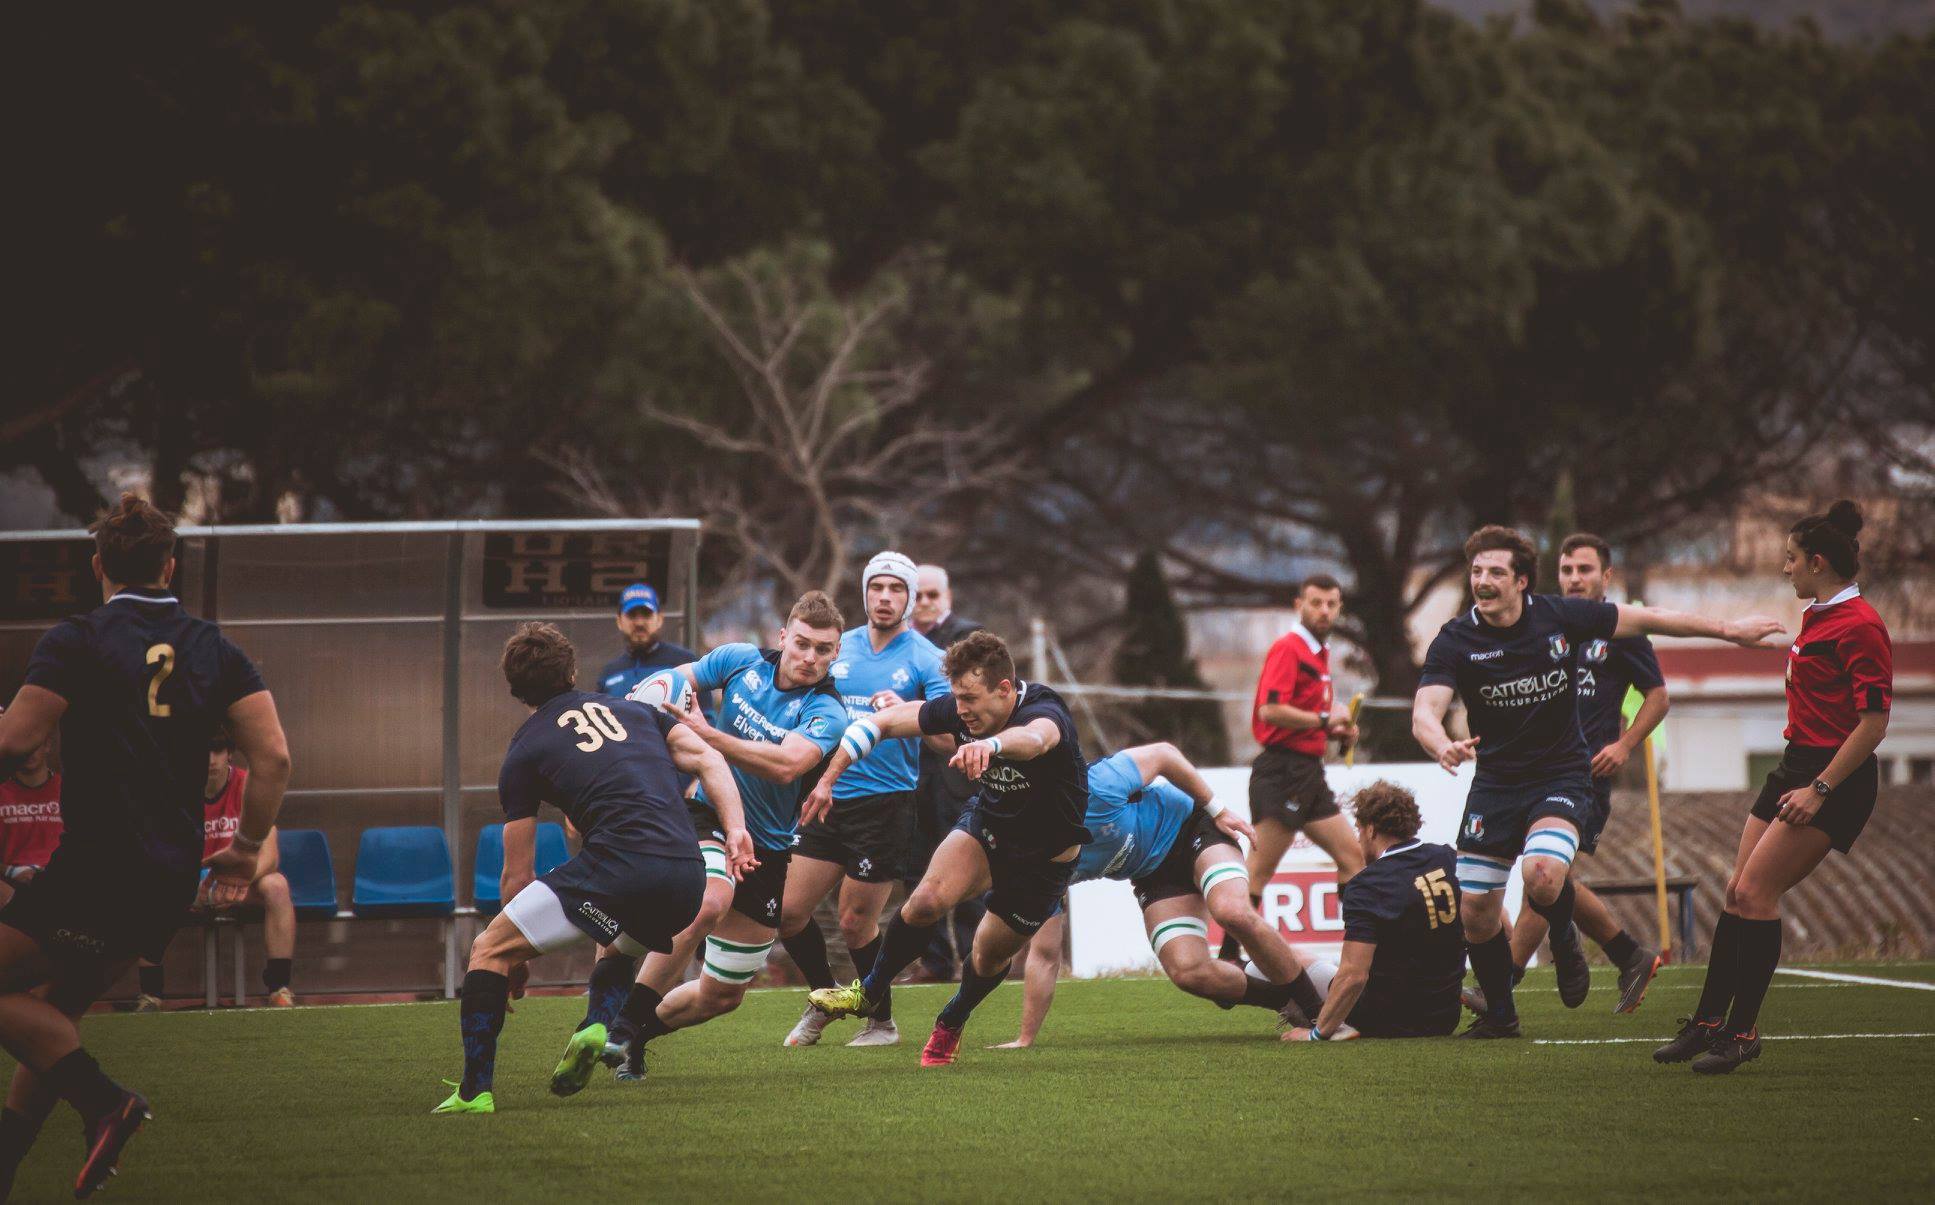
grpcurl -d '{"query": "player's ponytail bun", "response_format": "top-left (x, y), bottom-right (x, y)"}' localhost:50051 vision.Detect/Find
top-left (1792, 500), bottom-right (1862, 579)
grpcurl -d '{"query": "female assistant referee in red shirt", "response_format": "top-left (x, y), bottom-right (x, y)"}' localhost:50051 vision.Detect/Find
top-left (1655, 500), bottom-right (1891, 1074)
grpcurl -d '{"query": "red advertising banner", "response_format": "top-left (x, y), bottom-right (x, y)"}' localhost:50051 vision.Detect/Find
top-left (1205, 869), bottom-right (1346, 946)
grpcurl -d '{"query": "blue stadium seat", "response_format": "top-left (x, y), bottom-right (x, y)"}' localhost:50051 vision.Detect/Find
top-left (278, 829), bottom-right (340, 920)
top-left (351, 826), bottom-right (456, 919)
top-left (472, 822), bottom-right (570, 916)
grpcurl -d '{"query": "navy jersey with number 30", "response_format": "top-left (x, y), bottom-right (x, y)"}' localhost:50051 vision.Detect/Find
top-left (497, 691), bottom-right (699, 863)
top-left (23, 586), bottom-right (265, 873)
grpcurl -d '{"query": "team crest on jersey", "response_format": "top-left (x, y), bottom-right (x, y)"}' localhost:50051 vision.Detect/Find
top-left (744, 668), bottom-right (764, 691)
top-left (805, 716), bottom-right (829, 736)
top-left (1583, 639), bottom-right (1608, 663)
top-left (785, 698), bottom-right (803, 717)
top-left (1547, 634), bottom-right (1571, 661)
top-left (831, 661), bottom-right (851, 679)
top-left (891, 667), bottom-right (911, 689)
top-left (857, 857), bottom-right (873, 877)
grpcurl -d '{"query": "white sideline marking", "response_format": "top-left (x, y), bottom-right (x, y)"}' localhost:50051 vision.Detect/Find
top-left (1774, 968), bottom-right (1935, 992)
top-left (1535, 1032), bottom-right (1935, 1046)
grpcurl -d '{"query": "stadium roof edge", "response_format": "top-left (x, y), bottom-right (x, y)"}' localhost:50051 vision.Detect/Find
top-left (0, 518), bottom-right (703, 542)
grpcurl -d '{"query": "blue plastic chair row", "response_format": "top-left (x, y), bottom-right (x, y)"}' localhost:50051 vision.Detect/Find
top-left (271, 823), bottom-right (569, 920)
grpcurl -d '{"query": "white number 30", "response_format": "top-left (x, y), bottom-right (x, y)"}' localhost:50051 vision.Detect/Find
top-left (558, 701), bottom-right (628, 752)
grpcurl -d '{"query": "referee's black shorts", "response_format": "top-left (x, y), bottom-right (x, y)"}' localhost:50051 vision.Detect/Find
top-left (1749, 743), bottom-right (1879, 854)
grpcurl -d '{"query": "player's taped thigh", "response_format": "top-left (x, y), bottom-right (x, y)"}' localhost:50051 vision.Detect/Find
top-left (1521, 826), bottom-right (1579, 873)
top-left (1148, 916), bottom-right (1210, 955)
top-left (1197, 860), bottom-right (1247, 898)
top-left (502, 881), bottom-right (588, 954)
top-left (700, 842), bottom-right (733, 885)
top-left (701, 934), bottom-right (774, 985)
top-left (1455, 853), bottom-right (1513, 895)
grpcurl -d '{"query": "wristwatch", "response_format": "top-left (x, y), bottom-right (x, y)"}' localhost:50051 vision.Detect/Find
top-left (1316, 710), bottom-right (1331, 730)
top-left (1810, 778), bottom-right (1832, 798)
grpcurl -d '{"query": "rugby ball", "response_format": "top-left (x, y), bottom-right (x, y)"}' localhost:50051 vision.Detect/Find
top-left (628, 671), bottom-right (690, 713)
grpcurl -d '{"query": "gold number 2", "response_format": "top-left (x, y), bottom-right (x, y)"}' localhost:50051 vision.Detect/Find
top-left (146, 643), bottom-right (176, 717)
top-left (1413, 868), bottom-right (1458, 929)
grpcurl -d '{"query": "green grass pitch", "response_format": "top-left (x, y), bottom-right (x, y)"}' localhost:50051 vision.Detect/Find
top-left (9, 962), bottom-right (1934, 1201)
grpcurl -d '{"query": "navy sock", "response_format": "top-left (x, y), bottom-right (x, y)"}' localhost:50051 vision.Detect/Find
top-left (936, 961), bottom-right (1010, 1030)
top-left (137, 964), bottom-right (165, 998)
top-left (0, 1106), bottom-right (45, 1176)
top-left (263, 958), bottom-right (294, 993)
top-left (1725, 918), bottom-right (1783, 1035)
top-left (1694, 911), bottom-right (1744, 1022)
top-left (781, 921), bottom-right (837, 990)
top-left (1601, 929), bottom-right (1640, 967)
top-left (1468, 930), bottom-right (1518, 1023)
top-left (1238, 976), bottom-right (1295, 1011)
top-left (863, 910), bottom-right (938, 1003)
top-left (849, 935), bottom-right (889, 1022)
top-left (458, 969), bottom-right (509, 1100)
top-left (581, 953), bottom-right (638, 1031)
top-left (43, 1050), bottom-right (124, 1124)
top-left (616, 982), bottom-right (670, 1048)
top-left (1287, 970), bottom-right (1325, 1018)
top-left (1530, 879), bottom-right (1578, 948)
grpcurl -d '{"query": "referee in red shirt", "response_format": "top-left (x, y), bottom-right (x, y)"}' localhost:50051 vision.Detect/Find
top-left (1655, 501), bottom-right (1892, 1074)
top-left (1219, 575), bottom-right (1364, 963)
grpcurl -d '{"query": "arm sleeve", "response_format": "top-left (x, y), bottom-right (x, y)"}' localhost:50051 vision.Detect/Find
top-left (1843, 621), bottom-right (1894, 713)
top-left (1256, 642), bottom-right (1300, 705)
top-left (21, 621), bottom-right (89, 701)
top-left (1556, 596), bottom-right (1619, 642)
top-left (917, 693), bottom-right (961, 737)
top-left (215, 635), bottom-right (268, 707)
top-left (1339, 878), bottom-right (1383, 945)
top-left (687, 643), bottom-right (756, 693)
top-left (496, 747), bottom-right (544, 822)
top-left (795, 695), bottom-right (846, 755)
top-left (919, 649), bottom-right (951, 701)
top-left (1417, 631), bottom-right (1458, 690)
top-left (1616, 637), bottom-right (1664, 694)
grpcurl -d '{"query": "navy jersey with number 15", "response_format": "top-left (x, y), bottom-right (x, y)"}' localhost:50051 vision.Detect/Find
top-left (1418, 594), bottom-right (1618, 784)
top-left (23, 586), bottom-right (266, 874)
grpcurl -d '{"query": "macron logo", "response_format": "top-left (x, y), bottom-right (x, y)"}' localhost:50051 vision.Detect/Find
top-left (1469, 650), bottom-right (1504, 661)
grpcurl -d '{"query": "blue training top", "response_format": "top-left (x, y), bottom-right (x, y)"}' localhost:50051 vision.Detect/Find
top-left (1071, 751), bottom-right (1196, 884)
top-left (686, 643), bottom-right (847, 851)
top-left (827, 626), bottom-right (950, 800)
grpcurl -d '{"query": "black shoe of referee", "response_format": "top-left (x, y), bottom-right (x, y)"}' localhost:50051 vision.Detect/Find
top-left (1653, 1016), bottom-right (1723, 1063)
top-left (1550, 922), bottom-right (1590, 1009)
top-left (1692, 1028), bottom-right (1762, 1075)
top-left (1457, 1014), bottom-right (1521, 1039)
top-left (74, 1091), bottom-right (150, 1199)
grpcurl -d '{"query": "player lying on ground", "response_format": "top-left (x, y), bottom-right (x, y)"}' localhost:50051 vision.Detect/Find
top-left (1280, 781), bottom-right (1467, 1043)
top-left (588, 593), bottom-right (849, 1083)
top-left (1413, 524), bottom-right (1781, 1038)
top-left (991, 742), bottom-right (1330, 1049)
top-left (435, 623), bottom-right (749, 1114)
top-left (0, 494), bottom-right (291, 1197)
top-left (781, 553), bottom-right (950, 1050)
top-left (1654, 501), bottom-right (1892, 1074)
top-left (1464, 533), bottom-right (1669, 1017)
top-left (806, 631), bottom-right (1092, 1066)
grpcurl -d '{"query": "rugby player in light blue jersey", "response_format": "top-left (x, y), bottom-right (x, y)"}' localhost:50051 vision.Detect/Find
top-left (992, 743), bottom-right (1331, 1049)
top-left (595, 591), bottom-right (849, 1082)
top-left (781, 553), bottom-right (951, 1050)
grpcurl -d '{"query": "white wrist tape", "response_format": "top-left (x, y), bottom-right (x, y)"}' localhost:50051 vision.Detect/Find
top-left (984, 736), bottom-right (1003, 757)
top-left (1203, 797), bottom-right (1227, 818)
top-left (839, 718), bottom-right (883, 762)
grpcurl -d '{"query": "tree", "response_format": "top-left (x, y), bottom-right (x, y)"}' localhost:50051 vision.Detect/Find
top-left (1111, 551), bottom-right (1230, 765)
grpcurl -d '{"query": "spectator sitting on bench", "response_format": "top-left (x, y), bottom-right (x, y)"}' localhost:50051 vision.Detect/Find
top-left (135, 732), bottom-right (298, 1010)
top-left (0, 736), bottom-right (62, 907)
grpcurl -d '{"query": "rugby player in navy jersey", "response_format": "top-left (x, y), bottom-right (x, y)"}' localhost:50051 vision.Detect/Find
top-left (1466, 533), bottom-right (1670, 1017)
top-left (1282, 782), bottom-right (1466, 1042)
top-left (594, 592), bottom-right (848, 1081)
top-left (1413, 525), bottom-right (1781, 1038)
top-left (435, 623), bottom-right (749, 1113)
top-left (806, 631), bottom-right (1091, 1066)
top-left (0, 495), bottom-right (291, 1197)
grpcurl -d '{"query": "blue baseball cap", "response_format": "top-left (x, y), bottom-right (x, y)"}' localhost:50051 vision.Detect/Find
top-left (619, 583), bottom-right (660, 614)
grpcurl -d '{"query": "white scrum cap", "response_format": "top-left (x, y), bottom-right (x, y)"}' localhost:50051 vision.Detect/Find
top-left (862, 550), bottom-right (918, 597)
